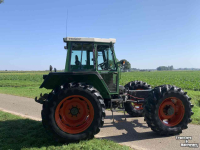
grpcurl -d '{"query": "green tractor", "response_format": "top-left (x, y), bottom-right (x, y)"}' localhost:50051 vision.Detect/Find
top-left (35, 37), bottom-right (193, 142)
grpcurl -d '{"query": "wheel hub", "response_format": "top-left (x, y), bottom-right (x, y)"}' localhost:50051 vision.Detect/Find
top-left (167, 106), bottom-right (174, 116)
top-left (69, 106), bottom-right (80, 117)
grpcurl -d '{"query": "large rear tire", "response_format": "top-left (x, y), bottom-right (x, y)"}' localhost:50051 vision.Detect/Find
top-left (124, 81), bottom-right (151, 117)
top-left (41, 82), bottom-right (105, 142)
top-left (144, 85), bottom-right (194, 135)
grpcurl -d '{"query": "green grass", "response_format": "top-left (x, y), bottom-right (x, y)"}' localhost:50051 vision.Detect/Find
top-left (185, 90), bottom-right (200, 124)
top-left (0, 111), bottom-right (131, 150)
top-left (0, 86), bottom-right (50, 98)
top-left (0, 71), bottom-right (199, 125)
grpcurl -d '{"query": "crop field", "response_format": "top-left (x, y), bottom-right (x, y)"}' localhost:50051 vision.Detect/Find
top-left (0, 70), bottom-right (199, 124)
top-left (120, 71), bottom-right (200, 91)
top-left (0, 71), bottom-right (50, 98)
top-left (1, 71), bottom-right (200, 91)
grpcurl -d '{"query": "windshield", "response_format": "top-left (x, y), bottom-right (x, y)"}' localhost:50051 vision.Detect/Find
top-left (97, 45), bottom-right (116, 71)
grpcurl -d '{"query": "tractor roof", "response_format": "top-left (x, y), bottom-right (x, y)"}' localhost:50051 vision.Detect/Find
top-left (63, 37), bottom-right (116, 43)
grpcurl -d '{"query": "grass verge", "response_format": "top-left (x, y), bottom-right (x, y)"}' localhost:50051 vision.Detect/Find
top-left (0, 111), bottom-right (131, 150)
top-left (186, 90), bottom-right (200, 125)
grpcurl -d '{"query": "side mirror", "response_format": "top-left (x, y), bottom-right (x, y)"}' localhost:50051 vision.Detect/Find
top-left (116, 61), bottom-right (121, 66)
top-left (116, 61), bottom-right (125, 67)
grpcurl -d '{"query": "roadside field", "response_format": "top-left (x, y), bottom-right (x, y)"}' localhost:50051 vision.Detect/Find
top-left (0, 71), bottom-right (50, 98)
top-left (121, 71), bottom-right (200, 91)
top-left (0, 71), bottom-right (199, 124)
top-left (0, 111), bottom-right (131, 150)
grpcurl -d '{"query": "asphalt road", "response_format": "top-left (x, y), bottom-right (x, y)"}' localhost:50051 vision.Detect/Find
top-left (0, 93), bottom-right (199, 150)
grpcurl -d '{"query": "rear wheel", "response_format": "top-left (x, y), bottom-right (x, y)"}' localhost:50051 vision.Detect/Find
top-left (124, 81), bottom-right (151, 117)
top-left (42, 82), bottom-right (105, 142)
top-left (144, 85), bottom-right (194, 135)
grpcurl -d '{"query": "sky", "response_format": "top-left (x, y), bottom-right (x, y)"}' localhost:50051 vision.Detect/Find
top-left (0, 0), bottom-right (200, 70)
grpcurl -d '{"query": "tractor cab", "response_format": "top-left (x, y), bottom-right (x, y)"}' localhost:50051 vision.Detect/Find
top-left (63, 37), bottom-right (119, 93)
top-left (63, 37), bottom-right (117, 72)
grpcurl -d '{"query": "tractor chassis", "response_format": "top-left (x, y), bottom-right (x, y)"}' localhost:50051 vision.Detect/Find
top-left (112, 89), bottom-right (153, 104)
top-left (110, 89), bottom-right (153, 122)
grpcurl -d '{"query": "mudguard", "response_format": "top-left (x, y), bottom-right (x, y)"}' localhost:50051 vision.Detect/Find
top-left (40, 72), bottom-right (110, 99)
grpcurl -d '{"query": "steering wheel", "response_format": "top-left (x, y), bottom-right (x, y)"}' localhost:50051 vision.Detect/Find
top-left (98, 61), bottom-right (107, 70)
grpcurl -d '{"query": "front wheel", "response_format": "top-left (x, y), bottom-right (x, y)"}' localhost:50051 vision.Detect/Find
top-left (145, 85), bottom-right (194, 135)
top-left (41, 83), bottom-right (105, 142)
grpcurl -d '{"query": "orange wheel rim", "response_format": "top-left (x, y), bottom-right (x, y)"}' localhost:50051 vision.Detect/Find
top-left (132, 88), bottom-right (144, 110)
top-left (158, 97), bottom-right (185, 126)
top-left (55, 95), bottom-right (94, 134)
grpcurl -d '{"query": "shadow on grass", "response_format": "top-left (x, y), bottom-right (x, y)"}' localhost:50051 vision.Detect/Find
top-left (0, 119), bottom-right (61, 150)
top-left (0, 114), bottom-right (170, 149)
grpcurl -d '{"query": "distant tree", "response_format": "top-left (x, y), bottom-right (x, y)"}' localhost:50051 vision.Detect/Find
top-left (169, 65), bottom-right (173, 70)
top-left (120, 59), bottom-right (131, 71)
top-left (157, 65), bottom-right (173, 71)
top-left (131, 68), bottom-right (138, 71)
top-left (0, 0), bottom-right (4, 4)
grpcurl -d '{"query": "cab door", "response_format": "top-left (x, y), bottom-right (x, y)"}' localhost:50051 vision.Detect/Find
top-left (96, 44), bottom-right (118, 93)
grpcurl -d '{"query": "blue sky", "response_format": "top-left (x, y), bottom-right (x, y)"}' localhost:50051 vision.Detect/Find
top-left (0, 0), bottom-right (200, 70)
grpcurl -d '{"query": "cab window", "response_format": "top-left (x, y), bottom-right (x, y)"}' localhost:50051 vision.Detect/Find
top-left (70, 43), bottom-right (94, 71)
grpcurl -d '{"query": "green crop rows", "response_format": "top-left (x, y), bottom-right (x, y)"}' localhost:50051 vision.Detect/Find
top-left (0, 71), bottom-right (51, 98)
top-left (0, 71), bottom-right (200, 91)
top-left (0, 71), bottom-right (48, 87)
top-left (120, 71), bottom-right (200, 91)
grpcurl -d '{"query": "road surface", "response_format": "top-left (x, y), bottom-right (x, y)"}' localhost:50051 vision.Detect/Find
top-left (0, 93), bottom-right (199, 150)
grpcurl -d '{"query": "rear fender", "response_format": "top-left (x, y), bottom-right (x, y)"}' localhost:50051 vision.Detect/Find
top-left (40, 72), bottom-right (110, 99)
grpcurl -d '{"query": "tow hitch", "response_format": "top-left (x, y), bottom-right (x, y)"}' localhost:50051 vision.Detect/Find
top-left (35, 93), bottom-right (48, 104)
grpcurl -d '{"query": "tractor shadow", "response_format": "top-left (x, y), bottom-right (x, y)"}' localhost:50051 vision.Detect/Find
top-left (99, 113), bottom-right (168, 143)
top-left (0, 115), bottom-right (168, 149)
top-left (0, 119), bottom-right (63, 150)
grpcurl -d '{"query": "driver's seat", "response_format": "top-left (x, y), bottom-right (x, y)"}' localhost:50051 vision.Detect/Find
top-left (75, 55), bottom-right (81, 66)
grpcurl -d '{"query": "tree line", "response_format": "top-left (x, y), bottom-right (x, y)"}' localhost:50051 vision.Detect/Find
top-left (157, 66), bottom-right (173, 71)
